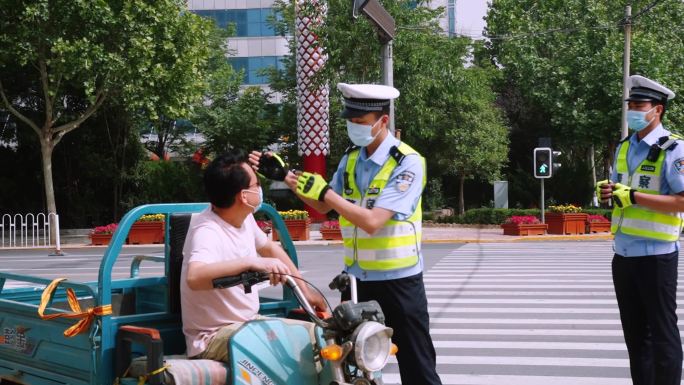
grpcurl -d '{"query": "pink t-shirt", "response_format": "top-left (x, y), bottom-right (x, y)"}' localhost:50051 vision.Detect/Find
top-left (180, 208), bottom-right (268, 357)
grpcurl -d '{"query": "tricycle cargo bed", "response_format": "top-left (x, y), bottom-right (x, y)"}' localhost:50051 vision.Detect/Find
top-left (1, 203), bottom-right (301, 385)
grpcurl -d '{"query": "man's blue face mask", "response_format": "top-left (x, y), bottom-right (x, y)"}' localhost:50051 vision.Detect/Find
top-left (627, 106), bottom-right (657, 132)
top-left (346, 118), bottom-right (382, 147)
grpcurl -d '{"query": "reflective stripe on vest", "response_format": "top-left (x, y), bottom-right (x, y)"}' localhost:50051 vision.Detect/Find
top-left (340, 142), bottom-right (426, 271)
top-left (611, 138), bottom-right (684, 241)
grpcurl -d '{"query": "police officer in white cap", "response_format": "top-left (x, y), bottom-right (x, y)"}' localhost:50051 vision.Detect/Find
top-left (251, 82), bottom-right (442, 384)
top-left (597, 75), bottom-right (684, 385)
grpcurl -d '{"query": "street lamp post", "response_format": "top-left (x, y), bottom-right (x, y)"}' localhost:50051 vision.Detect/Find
top-left (352, 0), bottom-right (396, 134)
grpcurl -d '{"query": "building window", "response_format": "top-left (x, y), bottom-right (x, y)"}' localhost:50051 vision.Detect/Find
top-left (229, 56), bottom-right (285, 85)
top-left (447, 0), bottom-right (456, 37)
top-left (193, 8), bottom-right (279, 37)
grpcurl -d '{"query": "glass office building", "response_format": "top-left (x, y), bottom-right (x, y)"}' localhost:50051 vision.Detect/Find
top-left (188, 1), bottom-right (461, 87)
top-left (188, 0), bottom-right (289, 86)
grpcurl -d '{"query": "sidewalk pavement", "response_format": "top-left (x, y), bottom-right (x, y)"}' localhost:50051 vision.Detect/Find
top-left (54, 225), bottom-right (613, 248)
top-left (294, 225), bottom-right (613, 246)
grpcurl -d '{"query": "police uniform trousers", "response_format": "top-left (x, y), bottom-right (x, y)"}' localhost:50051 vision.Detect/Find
top-left (343, 272), bottom-right (442, 385)
top-left (612, 251), bottom-right (682, 385)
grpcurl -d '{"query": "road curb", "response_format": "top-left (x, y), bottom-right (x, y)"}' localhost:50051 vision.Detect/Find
top-left (422, 235), bottom-right (614, 243)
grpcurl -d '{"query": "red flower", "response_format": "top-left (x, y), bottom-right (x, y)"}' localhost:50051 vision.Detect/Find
top-left (320, 220), bottom-right (340, 230)
top-left (92, 223), bottom-right (118, 234)
top-left (504, 215), bottom-right (540, 225)
top-left (587, 215), bottom-right (609, 223)
top-left (256, 220), bottom-right (272, 233)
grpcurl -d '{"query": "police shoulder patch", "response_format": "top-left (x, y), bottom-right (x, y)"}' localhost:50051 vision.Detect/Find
top-left (674, 158), bottom-right (684, 174)
top-left (395, 171), bottom-right (415, 192)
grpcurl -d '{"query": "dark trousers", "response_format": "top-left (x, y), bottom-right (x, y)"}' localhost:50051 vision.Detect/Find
top-left (343, 273), bottom-right (442, 385)
top-left (612, 252), bottom-right (682, 385)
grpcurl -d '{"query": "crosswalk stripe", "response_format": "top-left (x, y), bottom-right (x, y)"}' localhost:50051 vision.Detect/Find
top-left (382, 241), bottom-right (684, 385)
top-left (389, 355), bottom-right (629, 367)
top-left (432, 340), bottom-right (627, 350)
top-left (430, 328), bottom-right (625, 336)
top-left (383, 373), bottom-right (633, 385)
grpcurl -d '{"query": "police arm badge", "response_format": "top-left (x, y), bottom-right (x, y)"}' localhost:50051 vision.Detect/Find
top-left (395, 171), bottom-right (415, 192)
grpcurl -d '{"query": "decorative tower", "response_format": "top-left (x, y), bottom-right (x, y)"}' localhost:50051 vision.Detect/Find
top-left (295, 0), bottom-right (329, 222)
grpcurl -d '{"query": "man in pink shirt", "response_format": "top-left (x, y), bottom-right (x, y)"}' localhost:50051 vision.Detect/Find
top-left (180, 149), bottom-right (327, 360)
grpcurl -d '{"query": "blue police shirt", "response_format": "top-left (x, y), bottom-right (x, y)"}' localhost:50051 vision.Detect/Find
top-left (329, 134), bottom-right (425, 281)
top-left (611, 124), bottom-right (684, 257)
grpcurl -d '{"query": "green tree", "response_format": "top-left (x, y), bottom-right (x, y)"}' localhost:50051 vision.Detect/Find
top-left (0, 0), bottom-right (213, 217)
top-left (190, 19), bottom-right (283, 155)
top-left (288, 0), bottom-right (509, 213)
top-left (486, 0), bottom-right (684, 204)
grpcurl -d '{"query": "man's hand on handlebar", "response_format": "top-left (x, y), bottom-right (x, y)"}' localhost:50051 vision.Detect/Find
top-left (304, 288), bottom-right (328, 312)
top-left (253, 258), bottom-right (291, 286)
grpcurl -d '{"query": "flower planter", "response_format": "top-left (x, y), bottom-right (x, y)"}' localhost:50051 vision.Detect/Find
top-left (545, 212), bottom-right (589, 235)
top-left (128, 221), bottom-right (165, 244)
top-left (90, 233), bottom-right (113, 246)
top-left (587, 221), bottom-right (611, 233)
top-left (272, 219), bottom-right (310, 241)
top-left (501, 223), bottom-right (548, 236)
top-left (320, 228), bottom-right (343, 241)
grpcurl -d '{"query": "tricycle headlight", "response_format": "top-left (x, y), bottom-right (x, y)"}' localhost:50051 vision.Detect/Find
top-left (352, 321), bottom-right (393, 372)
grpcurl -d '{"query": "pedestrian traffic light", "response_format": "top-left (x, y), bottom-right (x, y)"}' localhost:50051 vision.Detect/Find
top-left (533, 147), bottom-right (552, 178)
top-left (552, 150), bottom-right (562, 176)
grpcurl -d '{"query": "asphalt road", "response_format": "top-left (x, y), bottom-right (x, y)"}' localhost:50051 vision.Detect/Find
top-left (4, 240), bottom-right (676, 384)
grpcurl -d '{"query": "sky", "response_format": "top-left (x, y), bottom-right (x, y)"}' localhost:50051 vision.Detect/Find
top-left (455, 0), bottom-right (489, 39)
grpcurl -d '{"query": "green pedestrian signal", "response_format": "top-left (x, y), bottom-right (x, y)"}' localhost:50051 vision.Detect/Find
top-left (533, 147), bottom-right (552, 178)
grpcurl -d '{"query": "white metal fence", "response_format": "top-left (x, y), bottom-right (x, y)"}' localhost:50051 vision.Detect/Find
top-left (0, 212), bottom-right (61, 252)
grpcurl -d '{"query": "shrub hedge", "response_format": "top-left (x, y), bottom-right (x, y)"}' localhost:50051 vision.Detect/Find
top-left (432, 208), bottom-right (613, 225)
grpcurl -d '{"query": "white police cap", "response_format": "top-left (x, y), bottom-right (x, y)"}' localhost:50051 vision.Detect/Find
top-left (627, 75), bottom-right (675, 103)
top-left (337, 83), bottom-right (400, 118)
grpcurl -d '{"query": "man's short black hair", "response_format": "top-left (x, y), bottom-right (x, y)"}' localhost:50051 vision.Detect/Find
top-left (204, 149), bottom-right (251, 208)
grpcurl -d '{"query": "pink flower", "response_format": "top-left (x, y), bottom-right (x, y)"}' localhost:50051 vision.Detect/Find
top-left (92, 223), bottom-right (118, 234)
top-left (504, 215), bottom-right (540, 225)
top-left (587, 215), bottom-right (609, 223)
top-left (320, 220), bottom-right (340, 230)
top-left (256, 220), bottom-right (272, 233)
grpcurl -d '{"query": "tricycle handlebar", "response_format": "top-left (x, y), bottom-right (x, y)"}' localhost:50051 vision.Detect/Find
top-left (213, 271), bottom-right (330, 329)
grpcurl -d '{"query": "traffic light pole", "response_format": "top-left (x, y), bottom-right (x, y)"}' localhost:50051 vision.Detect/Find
top-left (382, 41), bottom-right (394, 135)
top-left (540, 179), bottom-right (545, 224)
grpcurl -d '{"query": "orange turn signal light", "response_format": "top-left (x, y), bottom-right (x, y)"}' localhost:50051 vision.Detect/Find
top-left (321, 344), bottom-right (344, 361)
top-left (390, 343), bottom-right (398, 355)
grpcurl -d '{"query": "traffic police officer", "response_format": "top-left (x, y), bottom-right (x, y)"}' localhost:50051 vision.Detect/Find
top-left (264, 82), bottom-right (442, 385)
top-left (598, 75), bottom-right (684, 385)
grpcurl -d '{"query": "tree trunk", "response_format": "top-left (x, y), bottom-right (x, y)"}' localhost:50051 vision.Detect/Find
top-left (458, 173), bottom-right (465, 216)
top-left (39, 136), bottom-right (57, 243)
top-left (589, 145), bottom-right (598, 206)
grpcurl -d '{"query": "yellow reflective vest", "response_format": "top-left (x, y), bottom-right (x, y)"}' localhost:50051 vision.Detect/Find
top-left (611, 135), bottom-right (684, 241)
top-left (340, 142), bottom-right (426, 271)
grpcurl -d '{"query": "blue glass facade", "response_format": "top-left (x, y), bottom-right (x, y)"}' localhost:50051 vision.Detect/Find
top-left (193, 8), bottom-right (279, 37)
top-left (447, 0), bottom-right (456, 36)
top-left (229, 56), bottom-right (285, 85)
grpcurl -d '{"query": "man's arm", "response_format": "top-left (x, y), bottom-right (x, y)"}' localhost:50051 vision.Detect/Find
top-left (633, 191), bottom-right (684, 212)
top-left (324, 192), bottom-right (395, 235)
top-left (284, 171), bottom-right (332, 214)
top-left (290, 170), bottom-right (394, 233)
top-left (186, 256), bottom-right (290, 291)
top-left (257, 240), bottom-right (328, 311)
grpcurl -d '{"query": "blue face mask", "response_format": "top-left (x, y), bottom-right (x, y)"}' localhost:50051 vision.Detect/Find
top-left (627, 107), bottom-right (656, 132)
top-left (242, 186), bottom-right (262, 213)
top-left (346, 118), bottom-right (382, 147)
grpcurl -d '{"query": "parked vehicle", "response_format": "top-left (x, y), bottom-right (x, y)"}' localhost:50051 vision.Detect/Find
top-left (0, 203), bottom-right (394, 385)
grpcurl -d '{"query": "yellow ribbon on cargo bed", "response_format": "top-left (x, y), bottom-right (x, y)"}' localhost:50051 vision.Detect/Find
top-left (38, 278), bottom-right (112, 337)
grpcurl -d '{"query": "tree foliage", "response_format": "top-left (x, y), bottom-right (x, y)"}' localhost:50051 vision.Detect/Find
top-left (486, 0), bottom-right (684, 205)
top-left (307, 0), bottom-right (509, 213)
top-left (0, 0), bottom-right (213, 217)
